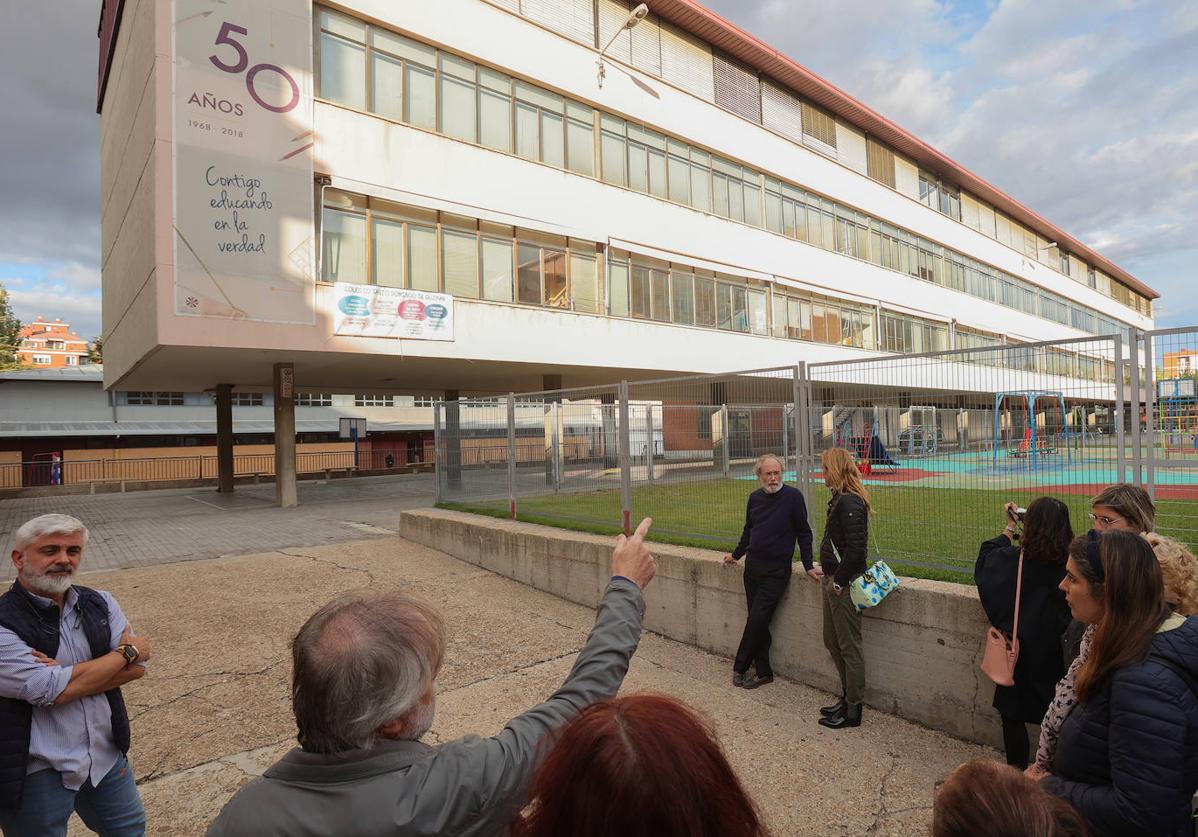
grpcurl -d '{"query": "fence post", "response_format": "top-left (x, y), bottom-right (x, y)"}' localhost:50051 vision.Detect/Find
top-left (781, 404), bottom-right (789, 478)
top-left (507, 393), bottom-right (517, 519)
top-left (794, 363), bottom-right (810, 504)
top-left (720, 404), bottom-right (730, 478)
top-left (618, 381), bottom-right (632, 535)
top-left (433, 402), bottom-right (443, 504)
top-left (1144, 330), bottom-right (1156, 499)
top-left (551, 400), bottom-right (562, 492)
top-left (1129, 327), bottom-right (1142, 487)
top-left (1114, 333), bottom-right (1126, 484)
top-left (644, 404), bottom-right (654, 482)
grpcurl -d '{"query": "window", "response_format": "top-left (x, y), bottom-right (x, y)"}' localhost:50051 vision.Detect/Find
top-left (155, 392), bottom-right (184, 406)
top-left (438, 54), bottom-right (477, 142)
top-left (413, 396), bottom-right (435, 406)
top-left (569, 252), bottom-right (599, 313)
top-left (232, 393), bottom-right (265, 407)
top-left (600, 114), bottom-right (626, 186)
top-left (866, 138), bottom-right (895, 187)
top-left (31, 355), bottom-right (51, 365)
top-left (695, 275), bottom-right (717, 327)
top-left (65, 355), bottom-right (78, 366)
top-left (318, 11), bottom-right (367, 110)
top-left (517, 243), bottom-right (542, 304)
top-left (565, 102), bottom-right (595, 176)
top-left (630, 265), bottom-right (652, 319)
top-left (124, 391), bottom-right (153, 405)
top-left (671, 270), bottom-right (695, 325)
top-left (442, 226), bottom-right (480, 298)
top-left (543, 249), bottom-right (567, 307)
top-left (321, 206), bottom-right (368, 284)
top-left (482, 237), bottom-right (514, 302)
top-left (479, 69), bottom-right (513, 152)
top-left (355, 395), bottom-right (394, 407)
top-left (408, 225), bottom-right (437, 291)
top-left (296, 393), bottom-right (333, 407)
top-left (608, 257), bottom-right (629, 318)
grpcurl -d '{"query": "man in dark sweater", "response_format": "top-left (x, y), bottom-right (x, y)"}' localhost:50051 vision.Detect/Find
top-left (723, 454), bottom-right (814, 688)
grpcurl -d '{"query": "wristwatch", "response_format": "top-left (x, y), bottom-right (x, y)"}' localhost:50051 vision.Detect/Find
top-left (832, 582), bottom-right (843, 595)
top-left (116, 644), bottom-right (140, 664)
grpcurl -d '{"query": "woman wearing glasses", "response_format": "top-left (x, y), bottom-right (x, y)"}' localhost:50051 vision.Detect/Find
top-left (1061, 485), bottom-right (1156, 666)
top-left (1031, 530), bottom-right (1198, 836)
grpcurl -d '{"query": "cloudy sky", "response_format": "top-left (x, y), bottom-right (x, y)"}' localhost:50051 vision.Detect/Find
top-left (0, 0), bottom-right (1195, 341)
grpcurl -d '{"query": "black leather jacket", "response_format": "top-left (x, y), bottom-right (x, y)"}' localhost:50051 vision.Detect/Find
top-left (819, 491), bottom-right (869, 587)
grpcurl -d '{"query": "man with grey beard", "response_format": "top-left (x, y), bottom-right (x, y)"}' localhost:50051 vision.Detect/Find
top-left (208, 517), bottom-right (658, 837)
top-left (0, 514), bottom-right (151, 836)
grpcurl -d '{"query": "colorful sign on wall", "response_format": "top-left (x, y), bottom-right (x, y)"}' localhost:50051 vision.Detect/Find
top-left (172, 0), bottom-right (315, 324)
top-left (332, 284), bottom-right (455, 341)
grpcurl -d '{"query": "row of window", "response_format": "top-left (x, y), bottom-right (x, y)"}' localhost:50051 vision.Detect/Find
top-left (478, 0), bottom-right (1153, 316)
top-left (27, 355), bottom-right (81, 366)
top-left (314, 9), bottom-right (1142, 341)
top-left (117, 392), bottom-right (439, 407)
top-left (319, 189), bottom-right (1125, 382)
top-left (322, 192), bottom-right (602, 312)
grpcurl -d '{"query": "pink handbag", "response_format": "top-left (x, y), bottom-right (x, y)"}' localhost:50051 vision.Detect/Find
top-left (980, 551), bottom-right (1023, 687)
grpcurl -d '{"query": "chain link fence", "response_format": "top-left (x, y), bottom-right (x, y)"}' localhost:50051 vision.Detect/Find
top-left (435, 330), bottom-right (1198, 583)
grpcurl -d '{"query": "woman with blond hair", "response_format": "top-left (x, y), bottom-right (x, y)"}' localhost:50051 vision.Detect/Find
top-left (813, 447), bottom-right (871, 729)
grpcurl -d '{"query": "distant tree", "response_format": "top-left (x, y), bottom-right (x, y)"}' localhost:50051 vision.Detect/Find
top-left (0, 283), bottom-right (23, 369)
top-left (87, 335), bottom-right (104, 365)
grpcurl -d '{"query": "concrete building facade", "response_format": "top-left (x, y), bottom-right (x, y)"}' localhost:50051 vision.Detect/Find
top-left (96, 0), bottom-right (1159, 502)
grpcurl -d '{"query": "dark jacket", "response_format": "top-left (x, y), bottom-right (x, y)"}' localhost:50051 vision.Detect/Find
top-left (0, 582), bottom-right (130, 808)
top-left (974, 534), bottom-right (1071, 722)
top-left (819, 491), bottom-right (868, 587)
top-left (1044, 615), bottom-right (1198, 837)
top-left (731, 485), bottom-right (814, 570)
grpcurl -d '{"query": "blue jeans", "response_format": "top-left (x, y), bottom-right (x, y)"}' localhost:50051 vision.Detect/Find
top-left (0, 756), bottom-right (146, 836)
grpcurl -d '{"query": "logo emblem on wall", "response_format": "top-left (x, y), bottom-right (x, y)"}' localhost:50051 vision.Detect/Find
top-left (338, 295), bottom-right (370, 316)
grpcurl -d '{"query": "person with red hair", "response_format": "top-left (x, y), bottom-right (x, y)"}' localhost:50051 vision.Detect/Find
top-left (513, 694), bottom-right (770, 837)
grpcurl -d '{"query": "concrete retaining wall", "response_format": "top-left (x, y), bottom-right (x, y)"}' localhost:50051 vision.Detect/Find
top-left (400, 508), bottom-right (1004, 747)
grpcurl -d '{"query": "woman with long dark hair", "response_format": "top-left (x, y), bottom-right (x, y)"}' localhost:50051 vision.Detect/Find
top-left (975, 497), bottom-right (1073, 769)
top-left (513, 694), bottom-right (769, 837)
top-left (1032, 530), bottom-right (1198, 836)
top-left (814, 447), bottom-right (871, 730)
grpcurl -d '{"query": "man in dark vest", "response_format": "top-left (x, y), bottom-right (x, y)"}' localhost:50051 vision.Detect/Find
top-left (724, 453), bottom-right (814, 689)
top-left (0, 514), bottom-right (151, 836)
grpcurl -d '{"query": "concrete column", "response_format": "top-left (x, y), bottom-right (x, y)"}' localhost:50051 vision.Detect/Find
top-left (444, 389), bottom-right (462, 490)
top-left (216, 384), bottom-right (234, 493)
top-left (273, 363), bottom-right (297, 508)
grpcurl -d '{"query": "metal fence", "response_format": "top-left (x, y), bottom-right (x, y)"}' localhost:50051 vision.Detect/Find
top-left (435, 327), bottom-right (1198, 581)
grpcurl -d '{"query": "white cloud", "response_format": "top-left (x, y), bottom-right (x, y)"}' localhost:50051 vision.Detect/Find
top-left (2, 260), bottom-right (103, 340)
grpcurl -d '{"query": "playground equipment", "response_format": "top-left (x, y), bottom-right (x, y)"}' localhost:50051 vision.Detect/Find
top-left (830, 405), bottom-right (898, 474)
top-left (1157, 378), bottom-right (1198, 449)
top-left (991, 390), bottom-right (1071, 471)
top-left (902, 406), bottom-right (938, 455)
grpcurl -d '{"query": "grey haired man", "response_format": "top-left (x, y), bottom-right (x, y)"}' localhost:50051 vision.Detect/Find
top-left (207, 517), bottom-right (657, 837)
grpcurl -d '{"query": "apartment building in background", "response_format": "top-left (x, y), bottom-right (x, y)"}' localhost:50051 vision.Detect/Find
top-left (15, 317), bottom-right (91, 368)
top-left (96, 0), bottom-right (1159, 501)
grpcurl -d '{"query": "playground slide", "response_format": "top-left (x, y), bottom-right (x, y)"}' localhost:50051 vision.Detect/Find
top-left (867, 435), bottom-right (898, 468)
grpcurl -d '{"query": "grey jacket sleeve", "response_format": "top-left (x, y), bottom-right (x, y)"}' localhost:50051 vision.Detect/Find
top-left (414, 577), bottom-right (646, 837)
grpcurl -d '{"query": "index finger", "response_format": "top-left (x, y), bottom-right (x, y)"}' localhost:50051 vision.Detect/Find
top-left (630, 517), bottom-right (653, 542)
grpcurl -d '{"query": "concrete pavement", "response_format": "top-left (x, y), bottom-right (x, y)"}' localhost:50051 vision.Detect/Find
top-left (54, 534), bottom-right (993, 836)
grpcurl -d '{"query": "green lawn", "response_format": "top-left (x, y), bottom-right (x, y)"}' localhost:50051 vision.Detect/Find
top-left (441, 478), bottom-right (1198, 585)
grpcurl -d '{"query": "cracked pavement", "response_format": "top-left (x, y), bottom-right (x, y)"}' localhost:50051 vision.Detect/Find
top-left (49, 531), bottom-right (995, 836)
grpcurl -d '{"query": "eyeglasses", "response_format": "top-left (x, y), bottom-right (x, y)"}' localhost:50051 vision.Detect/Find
top-left (1089, 512), bottom-right (1124, 527)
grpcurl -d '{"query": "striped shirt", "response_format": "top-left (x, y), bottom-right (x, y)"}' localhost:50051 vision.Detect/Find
top-left (0, 586), bottom-right (130, 790)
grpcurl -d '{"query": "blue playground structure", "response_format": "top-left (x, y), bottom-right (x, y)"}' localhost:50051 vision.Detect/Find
top-left (1157, 378), bottom-right (1198, 449)
top-left (991, 390), bottom-right (1072, 472)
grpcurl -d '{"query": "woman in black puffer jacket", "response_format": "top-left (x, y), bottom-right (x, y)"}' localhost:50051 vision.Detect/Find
top-left (1031, 530), bottom-right (1198, 836)
top-left (813, 447), bottom-right (870, 730)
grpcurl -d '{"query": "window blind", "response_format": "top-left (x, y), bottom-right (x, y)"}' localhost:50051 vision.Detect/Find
top-left (659, 21), bottom-right (714, 100)
top-left (760, 80), bottom-right (804, 143)
top-left (629, 12), bottom-right (662, 76)
top-left (713, 53), bottom-right (761, 123)
top-left (801, 101), bottom-right (837, 148)
top-left (866, 137), bottom-right (895, 187)
top-left (521, 0), bottom-right (596, 46)
top-left (597, 0), bottom-right (632, 63)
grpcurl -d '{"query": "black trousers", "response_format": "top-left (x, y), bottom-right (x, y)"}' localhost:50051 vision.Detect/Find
top-left (1001, 716), bottom-right (1030, 770)
top-left (734, 560), bottom-right (791, 677)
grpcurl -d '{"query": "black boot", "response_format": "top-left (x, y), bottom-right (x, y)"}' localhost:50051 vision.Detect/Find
top-left (819, 702), bottom-right (862, 729)
top-left (819, 697), bottom-right (847, 718)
